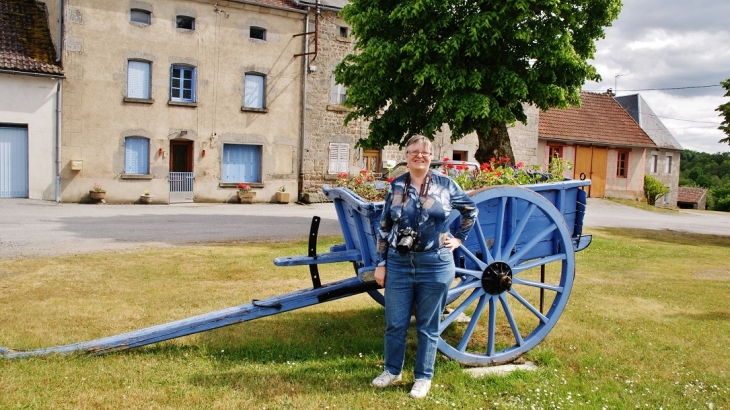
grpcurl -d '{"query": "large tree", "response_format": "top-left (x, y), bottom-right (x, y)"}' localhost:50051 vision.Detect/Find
top-left (717, 78), bottom-right (730, 145)
top-left (335, 0), bottom-right (622, 163)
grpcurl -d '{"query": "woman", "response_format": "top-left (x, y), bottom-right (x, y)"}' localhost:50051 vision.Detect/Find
top-left (371, 135), bottom-right (478, 399)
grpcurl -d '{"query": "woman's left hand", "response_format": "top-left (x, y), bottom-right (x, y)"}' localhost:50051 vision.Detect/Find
top-left (444, 237), bottom-right (462, 251)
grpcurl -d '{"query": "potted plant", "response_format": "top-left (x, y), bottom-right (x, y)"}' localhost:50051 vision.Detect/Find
top-left (237, 183), bottom-right (256, 204)
top-left (275, 186), bottom-right (290, 203)
top-left (140, 190), bottom-right (153, 204)
top-left (89, 182), bottom-right (106, 202)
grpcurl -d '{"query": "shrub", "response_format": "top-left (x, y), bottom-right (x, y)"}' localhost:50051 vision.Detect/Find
top-left (644, 175), bottom-right (670, 205)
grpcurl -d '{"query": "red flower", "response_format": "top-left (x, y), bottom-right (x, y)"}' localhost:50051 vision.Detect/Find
top-left (387, 177), bottom-right (394, 183)
top-left (489, 157), bottom-right (496, 164)
top-left (443, 157), bottom-right (451, 162)
top-left (446, 163), bottom-right (454, 169)
top-left (495, 171), bottom-right (503, 177)
top-left (501, 157), bottom-right (510, 164)
top-left (516, 161), bottom-right (524, 168)
top-left (359, 169), bottom-right (367, 175)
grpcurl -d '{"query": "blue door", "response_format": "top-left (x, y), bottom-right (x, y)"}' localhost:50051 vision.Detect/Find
top-left (0, 126), bottom-right (29, 198)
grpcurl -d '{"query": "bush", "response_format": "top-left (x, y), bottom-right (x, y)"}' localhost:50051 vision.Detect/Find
top-left (644, 175), bottom-right (670, 205)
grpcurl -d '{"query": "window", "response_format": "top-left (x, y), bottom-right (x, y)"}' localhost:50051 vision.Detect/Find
top-left (616, 151), bottom-right (628, 177)
top-left (452, 150), bottom-right (467, 161)
top-left (170, 66), bottom-right (195, 102)
top-left (130, 9), bottom-right (151, 25)
top-left (176, 16), bottom-right (195, 30)
top-left (338, 26), bottom-right (349, 38)
top-left (127, 60), bottom-right (151, 99)
top-left (665, 155), bottom-right (673, 173)
top-left (244, 74), bottom-right (265, 109)
top-left (250, 26), bottom-right (266, 40)
top-left (549, 146), bottom-right (563, 162)
top-left (222, 144), bottom-right (261, 182)
top-left (124, 137), bottom-right (149, 174)
top-left (328, 142), bottom-right (349, 174)
top-left (651, 154), bottom-right (658, 173)
top-left (330, 74), bottom-right (347, 104)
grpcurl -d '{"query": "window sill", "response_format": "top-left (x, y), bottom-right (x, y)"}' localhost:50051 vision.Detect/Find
top-left (123, 97), bottom-right (154, 104)
top-left (121, 173), bottom-right (153, 180)
top-left (335, 36), bottom-right (352, 43)
top-left (220, 182), bottom-right (264, 189)
top-left (168, 100), bottom-right (198, 107)
top-left (241, 107), bottom-right (268, 113)
top-left (326, 104), bottom-right (352, 113)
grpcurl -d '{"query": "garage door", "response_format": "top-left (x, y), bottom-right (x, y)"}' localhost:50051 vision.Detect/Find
top-left (0, 126), bottom-right (29, 198)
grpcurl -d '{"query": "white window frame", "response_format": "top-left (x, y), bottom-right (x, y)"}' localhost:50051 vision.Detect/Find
top-left (170, 65), bottom-right (196, 102)
top-left (127, 60), bottom-right (151, 99)
top-left (665, 154), bottom-right (673, 174)
top-left (244, 73), bottom-right (266, 109)
top-left (330, 74), bottom-right (347, 104)
top-left (124, 137), bottom-right (150, 174)
top-left (650, 153), bottom-right (658, 173)
top-left (328, 143), bottom-right (349, 174)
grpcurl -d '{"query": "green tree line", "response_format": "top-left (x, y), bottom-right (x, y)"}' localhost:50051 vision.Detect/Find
top-left (680, 150), bottom-right (730, 211)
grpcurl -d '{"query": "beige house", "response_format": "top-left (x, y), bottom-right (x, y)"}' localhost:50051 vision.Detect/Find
top-left (44, 0), bottom-right (307, 203)
top-left (0, 0), bottom-right (64, 200)
top-left (538, 92), bottom-right (658, 200)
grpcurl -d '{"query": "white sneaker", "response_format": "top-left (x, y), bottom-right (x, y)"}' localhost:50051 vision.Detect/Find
top-left (371, 370), bottom-right (402, 388)
top-left (409, 379), bottom-right (432, 399)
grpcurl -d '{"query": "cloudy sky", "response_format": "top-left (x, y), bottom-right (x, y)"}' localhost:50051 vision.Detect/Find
top-left (584, 0), bottom-right (730, 154)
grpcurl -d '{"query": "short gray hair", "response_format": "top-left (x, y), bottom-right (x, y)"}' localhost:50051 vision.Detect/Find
top-left (405, 135), bottom-right (433, 153)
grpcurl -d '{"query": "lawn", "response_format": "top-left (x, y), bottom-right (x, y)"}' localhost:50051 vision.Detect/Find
top-left (1, 229), bottom-right (729, 409)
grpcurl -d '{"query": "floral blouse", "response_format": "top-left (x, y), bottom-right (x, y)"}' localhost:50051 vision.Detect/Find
top-left (376, 170), bottom-right (478, 266)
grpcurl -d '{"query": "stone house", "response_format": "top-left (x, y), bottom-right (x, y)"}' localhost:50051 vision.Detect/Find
top-left (43, 0), bottom-right (307, 203)
top-left (0, 0), bottom-right (63, 200)
top-left (614, 93), bottom-right (683, 208)
top-left (538, 91), bottom-right (658, 199)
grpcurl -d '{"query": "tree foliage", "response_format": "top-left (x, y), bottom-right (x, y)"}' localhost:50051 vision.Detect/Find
top-left (716, 78), bottom-right (730, 145)
top-left (680, 149), bottom-right (730, 212)
top-left (335, 0), bottom-right (622, 163)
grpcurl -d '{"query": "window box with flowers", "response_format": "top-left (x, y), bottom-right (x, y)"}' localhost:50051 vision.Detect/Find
top-left (275, 186), bottom-right (290, 203)
top-left (237, 183), bottom-right (256, 203)
top-left (89, 183), bottom-right (106, 203)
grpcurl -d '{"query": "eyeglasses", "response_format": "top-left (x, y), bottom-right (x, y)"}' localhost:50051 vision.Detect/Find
top-left (407, 151), bottom-right (432, 157)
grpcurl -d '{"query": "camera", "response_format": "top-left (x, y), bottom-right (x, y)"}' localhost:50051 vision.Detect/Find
top-left (396, 227), bottom-right (417, 254)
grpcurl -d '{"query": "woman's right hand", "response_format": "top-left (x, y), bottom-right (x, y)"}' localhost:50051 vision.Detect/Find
top-left (374, 266), bottom-right (386, 288)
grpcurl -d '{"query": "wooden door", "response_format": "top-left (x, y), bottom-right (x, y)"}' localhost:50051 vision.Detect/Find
top-left (575, 146), bottom-right (608, 198)
top-left (363, 150), bottom-right (381, 175)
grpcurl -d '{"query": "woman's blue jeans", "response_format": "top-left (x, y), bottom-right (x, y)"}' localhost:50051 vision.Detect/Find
top-left (383, 246), bottom-right (454, 380)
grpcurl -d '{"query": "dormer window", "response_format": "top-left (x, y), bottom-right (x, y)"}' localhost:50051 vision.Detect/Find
top-left (130, 9), bottom-right (151, 25)
top-left (250, 26), bottom-right (266, 40)
top-left (176, 16), bottom-right (195, 30)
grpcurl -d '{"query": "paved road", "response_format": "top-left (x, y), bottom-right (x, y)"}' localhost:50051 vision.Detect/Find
top-left (1, 197), bottom-right (729, 259)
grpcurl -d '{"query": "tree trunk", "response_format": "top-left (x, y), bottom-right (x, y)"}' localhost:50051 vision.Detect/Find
top-left (475, 120), bottom-right (515, 164)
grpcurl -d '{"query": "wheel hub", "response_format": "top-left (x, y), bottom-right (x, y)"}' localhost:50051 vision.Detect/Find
top-left (482, 261), bottom-right (512, 295)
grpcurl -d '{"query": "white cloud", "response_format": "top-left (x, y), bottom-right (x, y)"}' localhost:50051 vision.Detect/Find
top-left (584, 0), bottom-right (730, 153)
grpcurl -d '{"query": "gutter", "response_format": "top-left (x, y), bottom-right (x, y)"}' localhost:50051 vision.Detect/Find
top-left (55, 0), bottom-right (64, 202)
top-left (0, 69), bottom-right (64, 79)
top-left (293, 0), bottom-right (342, 12)
top-left (297, 8), bottom-right (310, 200)
top-left (538, 137), bottom-right (657, 150)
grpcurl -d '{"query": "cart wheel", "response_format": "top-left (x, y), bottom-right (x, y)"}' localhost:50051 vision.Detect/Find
top-left (439, 186), bottom-right (575, 366)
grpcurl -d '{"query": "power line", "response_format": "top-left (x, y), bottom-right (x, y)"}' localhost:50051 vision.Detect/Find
top-left (585, 84), bottom-right (722, 92)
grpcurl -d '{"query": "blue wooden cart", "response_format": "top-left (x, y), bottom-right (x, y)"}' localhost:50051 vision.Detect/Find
top-left (2, 179), bottom-right (590, 365)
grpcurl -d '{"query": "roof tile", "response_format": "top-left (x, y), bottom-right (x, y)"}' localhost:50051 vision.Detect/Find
top-left (0, 0), bottom-right (63, 75)
top-left (539, 92), bottom-right (656, 148)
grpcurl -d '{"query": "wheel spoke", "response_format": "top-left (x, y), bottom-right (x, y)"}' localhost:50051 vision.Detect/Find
top-left (493, 197), bottom-right (506, 261)
top-left (471, 222), bottom-right (494, 265)
top-left (440, 288), bottom-right (485, 332)
top-left (499, 293), bottom-right (524, 347)
top-left (512, 252), bottom-right (567, 274)
top-left (512, 278), bottom-right (564, 293)
top-left (456, 245), bottom-right (488, 274)
top-left (487, 296), bottom-right (497, 356)
top-left (502, 203), bottom-right (536, 257)
top-left (456, 294), bottom-right (488, 352)
top-left (507, 288), bottom-right (549, 324)
top-left (455, 266), bottom-right (483, 280)
top-left (508, 224), bottom-right (558, 264)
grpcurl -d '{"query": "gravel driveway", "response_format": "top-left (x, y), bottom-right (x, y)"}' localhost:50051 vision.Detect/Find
top-left (1, 197), bottom-right (728, 259)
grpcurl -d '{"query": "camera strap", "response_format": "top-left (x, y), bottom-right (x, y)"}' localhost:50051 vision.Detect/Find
top-left (399, 171), bottom-right (431, 248)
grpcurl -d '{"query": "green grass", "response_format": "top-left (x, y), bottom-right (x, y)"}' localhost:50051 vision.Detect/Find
top-left (604, 197), bottom-right (679, 213)
top-left (1, 231), bottom-right (729, 409)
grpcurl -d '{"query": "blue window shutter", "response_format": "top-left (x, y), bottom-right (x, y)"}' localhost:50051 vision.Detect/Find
top-left (125, 137), bottom-right (149, 174)
top-left (222, 144), bottom-right (260, 182)
top-left (128, 61), bottom-right (150, 99)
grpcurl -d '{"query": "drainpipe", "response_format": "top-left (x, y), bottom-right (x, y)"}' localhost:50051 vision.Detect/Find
top-left (55, 0), bottom-right (64, 202)
top-left (297, 8), bottom-right (310, 201)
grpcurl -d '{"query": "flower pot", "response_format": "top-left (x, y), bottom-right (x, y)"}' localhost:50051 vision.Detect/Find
top-left (89, 190), bottom-right (106, 201)
top-left (140, 195), bottom-right (153, 204)
top-left (275, 191), bottom-right (290, 203)
top-left (237, 191), bottom-right (256, 204)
